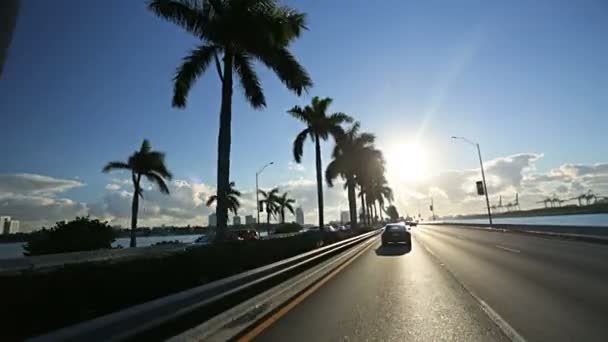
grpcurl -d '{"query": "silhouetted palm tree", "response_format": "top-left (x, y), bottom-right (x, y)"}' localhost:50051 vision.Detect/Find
top-left (258, 187), bottom-right (280, 225)
top-left (206, 181), bottom-right (241, 215)
top-left (276, 192), bottom-right (296, 224)
top-left (288, 97), bottom-right (352, 229)
top-left (149, 0), bottom-right (312, 240)
top-left (326, 122), bottom-right (376, 228)
top-left (356, 148), bottom-right (386, 225)
top-left (370, 176), bottom-right (393, 222)
top-left (103, 139), bottom-right (172, 247)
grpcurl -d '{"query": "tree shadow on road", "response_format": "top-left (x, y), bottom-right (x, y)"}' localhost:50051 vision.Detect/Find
top-left (375, 243), bottom-right (412, 256)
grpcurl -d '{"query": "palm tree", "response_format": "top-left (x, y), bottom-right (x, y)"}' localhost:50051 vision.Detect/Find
top-left (258, 187), bottom-right (280, 225)
top-left (370, 176), bottom-right (393, 222)
top-left (149, 0), bottom-right (312, 240)
top-left (288, 96), bottom-right (352, 229)
top-left (103, 139), bottom-right (172, 247)
top-left (356, 148), bottom-right (386, 225)
top-left (326, 122), bottom-right (376, 229)
top-left (276, 192), bottom-right (296, 224)
top-left (206, 181), bottom-right (241, 215)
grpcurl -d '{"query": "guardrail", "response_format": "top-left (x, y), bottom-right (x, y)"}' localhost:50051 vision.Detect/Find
top-left (30, 229), bottom-right (382, 342)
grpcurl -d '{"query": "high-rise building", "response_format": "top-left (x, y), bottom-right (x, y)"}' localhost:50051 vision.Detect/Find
top-left (8, 220), bottom-right (19, 234)
top-left (208, 213), bottom-right (217, 227)
top-left (245, 215), bottom-right (255, 225)
top-left (1, 216), bottom-right (11, 235)
top-left (233, 215), bottom-right (241, 225)
top-left (340, 211), bottom-right (349, 224)
top-left (295, 207), bottom-right (304, 225)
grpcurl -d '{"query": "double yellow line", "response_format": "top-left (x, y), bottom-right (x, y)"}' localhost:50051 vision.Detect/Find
top-left (238, 238), bottom-right (378, 341)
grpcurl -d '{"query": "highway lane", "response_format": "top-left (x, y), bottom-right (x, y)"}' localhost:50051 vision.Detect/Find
top-left (414, 225), bottom-right (608, 341)
top-left (251, 234), bottom-right (509, 341)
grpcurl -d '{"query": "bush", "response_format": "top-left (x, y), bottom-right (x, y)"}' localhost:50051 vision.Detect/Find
top-left (23, 217), bottom-right (116, 256)
top-left (0, 232), bottom-right (329, 339)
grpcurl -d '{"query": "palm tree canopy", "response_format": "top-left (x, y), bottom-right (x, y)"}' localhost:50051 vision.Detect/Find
top-left (258, 187), bottom-right (280, 214)
top-left (207, 181), bottom-right (241, 214)
top-left (277, 192), bottom-right (296, 214)
top-left (149, 0), bottom-right (312, 108)
top-left (103, 139), bottom-right (173, 195)
top-left (288, 96), bottom-right (353, 163)
top-left (326, 122), bottom-right (377, 188)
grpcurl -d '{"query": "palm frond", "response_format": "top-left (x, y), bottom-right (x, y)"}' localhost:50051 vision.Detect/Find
top-left (206, 194), bottom-right (217, 207)
top-left (256, 47), bottom-right (312, 95)
top-left (148, 0), bottom-right (209, 38)
top-left (102, 161), bottom-right (131, 173)
top-left (287, 105), bottom-right (310, 124)
top-left (329, 112), bottom-right (353, 125)
top-left (172, 44), bottom-right (217, 108)
top-left (313, 97), bottom-right (333, 114)
top-left (293, 128), bottom-right (309, 163)
top-left (145, 172), bottom-right (170, 194)
top-left (234, 53), bottom-right (266, 109)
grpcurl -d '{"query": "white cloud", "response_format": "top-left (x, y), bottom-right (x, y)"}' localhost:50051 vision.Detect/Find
top-left (0, 174), bottom-right (88, 231)
top-left (105, 183), bottom-right (121, 191)
top-left (4, 156), bottom-right (607, 231)
top-left (287, 161), bottom-right (305, 172)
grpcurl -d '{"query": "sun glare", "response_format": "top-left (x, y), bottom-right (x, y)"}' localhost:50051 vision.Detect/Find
top-left (386, 142), bottom-right (430, 183)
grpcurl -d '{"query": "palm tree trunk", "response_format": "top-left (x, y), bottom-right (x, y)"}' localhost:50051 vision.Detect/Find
top-left (130, 174), bottom-right (141, 248)
top-left (359, 191), bottom-right (365, 226)
top-left (267, 208), bottom-right (270, 225)
top-left (215, 52), bottom-right (233, 241)
top-left (314, 134), bottom-right (324, 229)
top-left (347, 176), bottom-right (357, 229)
top-left (281, 208), bottom-right (285, 224)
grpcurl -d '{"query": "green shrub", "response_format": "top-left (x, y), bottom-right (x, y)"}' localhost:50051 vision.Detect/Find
top-left (23, 217), bottom-right (116, 256)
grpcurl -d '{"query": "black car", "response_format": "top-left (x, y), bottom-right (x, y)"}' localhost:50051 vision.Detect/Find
top-left (381, 223), bottom-right (411, 246)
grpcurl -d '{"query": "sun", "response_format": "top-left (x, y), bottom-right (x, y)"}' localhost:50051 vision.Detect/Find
top-left (385, 142), bottom-right (430, 183)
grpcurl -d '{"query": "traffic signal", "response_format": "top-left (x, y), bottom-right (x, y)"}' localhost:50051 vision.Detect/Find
top-left (476, 181), bottom-right (484, 196)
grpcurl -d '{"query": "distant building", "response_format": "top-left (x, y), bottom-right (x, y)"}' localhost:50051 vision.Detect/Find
top-left (245, 215), bottom-right (255, 225)
top-left (233, 215), bottom-right (241, 225)
top-left (1, 216), bottom-right (11, 235)
top-left (340, 211), bottom-right (349, 224)
top-left (295, 207), bottom-right (304, 225)
top-left (208, 213), bottom-right (217, 227)
top-left (8, 220), bottom-right (19, 234)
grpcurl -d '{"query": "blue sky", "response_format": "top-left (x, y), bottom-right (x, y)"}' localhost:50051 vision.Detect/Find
top-left (1, 0), bottom-right (607, 229)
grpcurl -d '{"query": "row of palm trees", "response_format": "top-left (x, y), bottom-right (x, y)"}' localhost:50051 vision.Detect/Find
top-left (106, 0), bottom-right (396, 246)
top-left (289, 96), bottom-right (394, 230)
top-left (258, 188), bottom-right (296, 224)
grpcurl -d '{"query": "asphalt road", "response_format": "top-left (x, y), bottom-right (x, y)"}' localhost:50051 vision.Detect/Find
top-left (252, 225), bottom-right (608, 342)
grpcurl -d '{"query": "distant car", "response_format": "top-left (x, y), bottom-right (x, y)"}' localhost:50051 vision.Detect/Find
top-left (381, 223), bottom-right (411, 246)
top-left (338, 225), bottom-right (350, 231)
top-left (324, 225), bottom-right (338, 232)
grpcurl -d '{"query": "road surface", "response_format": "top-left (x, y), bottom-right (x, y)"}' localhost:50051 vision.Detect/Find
top-left (250, 225), bottom-right (608, 341)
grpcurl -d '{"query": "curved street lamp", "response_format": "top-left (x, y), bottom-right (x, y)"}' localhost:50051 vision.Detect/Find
top-left (451, 136), bottom-right (493, 225)
top-left (256, 161), bottom-right (274, 225)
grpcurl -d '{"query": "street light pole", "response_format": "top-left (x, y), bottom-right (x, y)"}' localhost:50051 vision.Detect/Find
top-left (256, 161), bottom-right (274, 225)
top-left (452, 136), bottom-right (493, 225)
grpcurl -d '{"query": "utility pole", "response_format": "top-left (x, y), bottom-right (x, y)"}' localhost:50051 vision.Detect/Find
top-left (452, 136), bottom-right (493, 225)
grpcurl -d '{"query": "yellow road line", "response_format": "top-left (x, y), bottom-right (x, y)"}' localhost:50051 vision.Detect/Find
top-left (237, 239), bottom-right (378, 341)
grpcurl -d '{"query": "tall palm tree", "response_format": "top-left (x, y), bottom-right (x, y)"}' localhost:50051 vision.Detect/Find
top-left (149, 0), bottom-right (312, 240)
top-left (369, 176), bottom-right (393, 222)
top-left (276, 192), bottom-right (296, 224)
top-left (206, 181), bottom-right (241, 215)
top-left (258, 187), bottom-right (280, 225)
top-left (326, 122), bottom-right (376, 229)
top-left (288, 96), bottom-right (352, 229)
top-left (103, 139), bottom-right (172, 247)
top-left (356, 147), bottom-right (386, 225)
